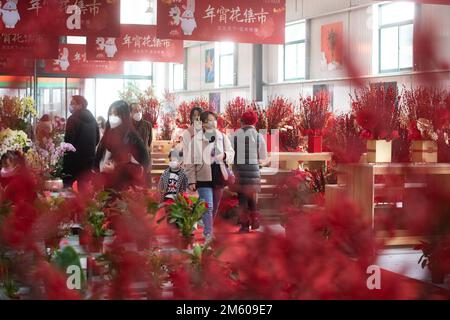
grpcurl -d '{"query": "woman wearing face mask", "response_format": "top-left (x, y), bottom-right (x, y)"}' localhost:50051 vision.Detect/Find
top-left (181, 106), bottom-right (203, 162)
top-left (35, 114), bottom-right (53, 147)
top-left (184, 111), bottom-right (234, 240)
top-left (95, 100), bottom-right (149, 190)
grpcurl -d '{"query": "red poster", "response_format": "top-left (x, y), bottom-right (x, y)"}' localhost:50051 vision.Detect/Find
top-left (86, 24), bottom-right (184, 63)
top-left (0, 0), bottom-right (120, 37)
top-left (43, 44), bottom-right (123, 76)
top-left (156, 0), bottom-right (286, 44)
top-left (0, 32), bottom-right (59, 58)
top-left (0, 57), bottom-right (34, 75)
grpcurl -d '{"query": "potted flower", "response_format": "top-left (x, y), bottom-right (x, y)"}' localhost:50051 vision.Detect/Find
top-left (415, 240), bottom-right (450, 284)
top-left (165, 193), bottom-right (208, 248)
top-left (224, 97), bottom-right (247, 132)
top-left (0, 128), bottom-right (31, 158)
top-left (0, 96), bottom-right (36, 134)
top-left (83, 211), bottom-right (110, 253)
top-left (351, 85), bottom-right (399, 162)
top-left (25, 141), bottom-right (76, 191)
top-left (266, 96), bottom-right (293, 152)
top-left (401, 87), bottom-right (449, 163)
top-left (323, 113), bottom-right (366, 163)
top-left (298, 91), bottom-right (331, 153)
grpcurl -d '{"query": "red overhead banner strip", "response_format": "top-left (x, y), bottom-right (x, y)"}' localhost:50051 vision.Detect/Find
top-left (86, 24), bottom-right (184, 63)
top-left (0, 0), bottom-right (121, 36)
top-left (0, 32), bottom-right (59, 59)
top-left (156, 0), bottom-right (286, 44)
top-left (43, 44), bottom-right (123, 76)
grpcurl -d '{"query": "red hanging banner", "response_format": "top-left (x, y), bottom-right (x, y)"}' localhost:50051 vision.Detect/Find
top-left (0, 57), bottom-right (33, 75)
top-left (0, 0), bottom-right (121, 37)
top-left (0, 32), bottom-right (59, 59)
top-left (86, 24), bottom-right (184, 63)
top-left (43, 44), bottom-right (123, 76)
top-left (156, 0), bottom-right (286, 44)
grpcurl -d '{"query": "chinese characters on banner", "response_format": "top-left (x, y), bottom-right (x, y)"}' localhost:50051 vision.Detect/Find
top-left (43, 44), bottom-right (123, 76)
top-left (0, 57), bottom-right (34, 75)
top-left (0, 32), bottom-right (59, 58)
top-left (0, 0), bottom-right (120, 37)
top-left (86, 25), bottom-right (184, 63)
top-left (156, 0), bottom-right (286, 44)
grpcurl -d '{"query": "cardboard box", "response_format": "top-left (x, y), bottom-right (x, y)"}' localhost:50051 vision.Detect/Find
top-left (411, 140), bottom-right (438, 163)
top-left (366, 140), bottom-right (392, 163)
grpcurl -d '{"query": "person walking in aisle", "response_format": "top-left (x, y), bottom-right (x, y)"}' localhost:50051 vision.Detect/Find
top-left (231, 109), bottom-right (268, 233)
top-left (184, 111), bottom-right (234, 240)
top-left (62, 95), bottom-right (99, 188)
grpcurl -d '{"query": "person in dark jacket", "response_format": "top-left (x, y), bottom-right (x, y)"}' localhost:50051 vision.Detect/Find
top-left (231, 109), bottom-right (268, 233)
top-left (63, 95), bottom-right (99, 187)
top-left (95, 100), bottom-right (149, 191)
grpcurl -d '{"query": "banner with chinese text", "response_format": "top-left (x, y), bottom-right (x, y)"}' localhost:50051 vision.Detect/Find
top-left (43, 44), bottom-right (123, 76)
top-left (156, 0), bottom-right (286, 44)
top-left (0, 0), bottom-right (120, 37)
top-left (0, 33), bottom-right (59, 59)
top-left (86, 24), bottom-right (184, 63)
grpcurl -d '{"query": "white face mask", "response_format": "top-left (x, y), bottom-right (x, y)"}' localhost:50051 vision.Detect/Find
top-left (133, 112), bottom-right (143, 122)
top-left (109, 115), bottom-right (122, 129)
top-left (207, 120), bottom-right (217, 130)
top-left (194, 120), bottom-right (202, 130)
top-left (169, 161), bottom-right (180, 170)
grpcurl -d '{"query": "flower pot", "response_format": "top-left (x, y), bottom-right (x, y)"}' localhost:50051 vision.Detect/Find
top-left (44, 179), bottom-right (64, 191)
top-left (366, 140), bottom-right (392, 163)
top-left (411, 140), bottom-right (438, 163)
top-left (307, 135), bottom-right (323, 153)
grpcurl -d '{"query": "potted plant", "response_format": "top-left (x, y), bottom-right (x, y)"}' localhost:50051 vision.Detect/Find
top-left (224, 97), bottom-right (248, 132)
top-left (415, 240), bottom-right (450, 284)
top-left (298, 92), bottom-right (331, 153)
top-left (400, 87), bottom-right (449, 163)
top-left (266, 96), bottom-right (294, 152)
top-left (352, 85), bottom-right (399, 162)
top-left (165, 194), bottom-right (208, 248)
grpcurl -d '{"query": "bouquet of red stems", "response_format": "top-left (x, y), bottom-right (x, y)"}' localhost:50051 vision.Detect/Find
top-left (279, 114), bottom-right (304, 152)
top-left (139, 87), bottom-right (160, 128)
top-left (266, 96), bottom-right (293, 130)
top-left (324, 113), bottom-right (366, 163)
top-left (159, 113), bottom-right (175, 140)
top-left (351, 85), bottom-right (399, 141)
top-left (224, 97), bottom-right (247, 129)
top-left (400, 86), bottom-right (450, 141)
top-left (298, 91), bottom-right (331, 135)
top-left (175, 101), bottom-right (191, 129)
top-left (189, 97), bottom-right (214, 112)
top-left (250, 102), bottom-right (268, 131)
top-left (216, 113), bottom-right (227, 133)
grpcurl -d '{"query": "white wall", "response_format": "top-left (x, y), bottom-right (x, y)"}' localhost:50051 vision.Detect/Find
top-left (159, 0), bottom-right (450, 114)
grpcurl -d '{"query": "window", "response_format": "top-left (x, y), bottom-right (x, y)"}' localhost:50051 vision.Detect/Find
top-left (120, 0), bottom-right (155, 25)
top-left (219, 42), bottom-right (236, 87)
top-left (284, 22), bottom-right (306, 81)
top-left (172, 63), bottom-right (184, 91)
top-left (378, 2), bottom-right (414, 73)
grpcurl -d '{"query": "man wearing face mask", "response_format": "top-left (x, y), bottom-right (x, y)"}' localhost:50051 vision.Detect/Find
top-left (62, 95), bottom-right (99, 188)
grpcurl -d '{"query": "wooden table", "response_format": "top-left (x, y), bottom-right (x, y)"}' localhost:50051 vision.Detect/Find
top-left (330, 163), bottom-right (450, 245)
top-left (269, 152), bottom-right (332, 170)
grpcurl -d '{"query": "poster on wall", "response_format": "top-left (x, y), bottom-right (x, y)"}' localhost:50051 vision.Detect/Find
top-left (0, 57), bottom-right (34, 75)
top-left (209, 92), bottom-right (220, 112)
top-left (205, 48), bottom-right (214, 83)
top-left (0, 33), bottom-right (59, 59)
top-left (43, 44), bottom-right (123, 77)
top-left (313, 84), bottom-right (334, 111)
top-left (156, 0), bottom-right (286, 44)
top-left (0, 0), bottom-right (121, 37)
top-left (320, 22), bottom-right (343, 71)
top-left (86, 24), bottom-right (184, 63)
